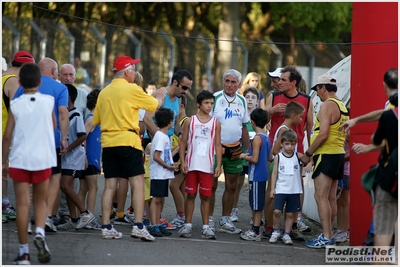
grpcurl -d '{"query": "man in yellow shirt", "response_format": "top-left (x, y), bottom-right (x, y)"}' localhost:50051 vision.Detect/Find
top-left (93, 56), bottom-right (166, 241)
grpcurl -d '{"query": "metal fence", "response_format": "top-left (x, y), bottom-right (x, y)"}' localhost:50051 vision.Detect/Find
top-left (2, 16), bottom-right (350, 115)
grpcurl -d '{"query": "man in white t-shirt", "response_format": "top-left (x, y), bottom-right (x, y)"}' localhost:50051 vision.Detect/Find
top-left (210, 69), bottom-right (250, 234)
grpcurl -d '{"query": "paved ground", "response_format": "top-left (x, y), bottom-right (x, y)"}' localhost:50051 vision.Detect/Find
top-left (1, 174), bottom-right (334, 265)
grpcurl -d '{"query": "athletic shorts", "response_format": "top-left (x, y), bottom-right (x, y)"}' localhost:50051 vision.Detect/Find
top-left (342, 174), bottom-right (350, 190)
top-left (248, 181), bottom-right (267, 211)
top-left (9, 168), bottom-right (52, 184)
top-left (185, 171), bottom-right (213, 197)
top-left (102, 146), bottom-right (144, 179)
top-left (82, 165), bottom-right (100, 178)
top-left (312, 154), bottom-right (344, 180)
top-left (144, 176), bottom-right (151, 201)
top-left (273, 193), bottom-right (301, 213)
top-left (61, 169), bottom-right (83, 179)
top-left (51, 148), bottom-right (61, 175)
top-left (373, 185), bottom-right (398, 235)
top-left (215, 157), bottom-right (243, 174)
top-left (150, 179), bottom-right (169, 198)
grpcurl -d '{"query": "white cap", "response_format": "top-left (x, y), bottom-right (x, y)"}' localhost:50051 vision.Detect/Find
top-left (267, 67), bottom-right (283, 78)
top-left (2, 57), bottom-right (7, 72)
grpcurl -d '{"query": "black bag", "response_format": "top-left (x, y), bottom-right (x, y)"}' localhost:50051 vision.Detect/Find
top-left (377, 147), bottom-right (398, 198)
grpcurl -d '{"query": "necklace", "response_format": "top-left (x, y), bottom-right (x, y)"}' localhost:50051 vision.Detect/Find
top-left (24, 89), bottom-right (37, 93)
top-left (223, 92), bottom-right (236, 107)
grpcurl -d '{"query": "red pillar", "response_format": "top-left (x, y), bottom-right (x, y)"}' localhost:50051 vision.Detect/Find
top-left (350, 2), bottom-right (398, 245)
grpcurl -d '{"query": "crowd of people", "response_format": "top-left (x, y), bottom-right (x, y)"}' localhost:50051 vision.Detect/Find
top-left (1, 50), bottom-right (397, 264)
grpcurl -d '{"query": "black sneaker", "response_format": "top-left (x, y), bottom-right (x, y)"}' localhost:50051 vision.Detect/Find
top-left (13, 253), bottom-right (30, 265)
top-left (159, 225), bottom-right (172, 236)
top-left (290, 228), bottom-right (306, 241)
top-left (262, 229), bottom-right (273, 239)
top-left (114, 216), bottom-right (133, 226)
top-left (52, 215), bottom-right (61, 226)
top-left (149, 225), bottom-right (163, 237)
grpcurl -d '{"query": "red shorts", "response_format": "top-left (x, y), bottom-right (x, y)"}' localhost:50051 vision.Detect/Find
top-left (185, 171), bottom-right (213, 197)
top-left (9, 168), bottom-right (52, 184)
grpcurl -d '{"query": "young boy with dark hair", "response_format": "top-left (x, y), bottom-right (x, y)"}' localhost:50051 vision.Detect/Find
top-left (57, 83), bottom-right (95, 230)
top-left (239, 108), bottom-right (272, 241)
top-left (149, 108), bottom-right (179, 237)
top-left (269, 130), bottom-right (304, 245)
top-left (178, 90), bottom-right (222, 239)
top-left (2, 63), bottom-right (54, 264)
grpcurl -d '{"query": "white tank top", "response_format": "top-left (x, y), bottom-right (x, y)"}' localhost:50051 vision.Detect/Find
top-left (185, 116), bottom-right (217, 174)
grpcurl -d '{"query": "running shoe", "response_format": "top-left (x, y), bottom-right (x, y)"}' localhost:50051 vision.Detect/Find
top-left (2, 203), bottom-right (17, 220)
top-left (208, 216), bottom-right (215, 231)
top-left (201, 227), bottom-right (216, 240)
top-left (131, 225), bottom-right (155, 241)
top-left (218, 219), bottom-right (241, 234)
top-left (2, 215), bottom-right (8, 223)
top-left (76, 211), bottom-right (95, 229)
top-left (282, 234), bottom-right (293, 245)
top-left (148, 225), bottom-right (163, 237)
top-left (33, 233), bottom-right (51, 263)
top-left (297, 219), bottom-right (311, 233)
top-left (101, 226), bottom-right (123, 239)
top-left (230, 209), bottom-right (239, 222)
top-left (28, 221), bottom-right (32, 235)
top-left (240, 229), bottom-right (261, 241)
top-left (170, 215), bottom-right (185, 228)
top-left (45, 217), bottom-right (57, 233)
top-left (290, 228), bottom-right (305, 241)
top-left (13, 253), bottom-right (30, 265)
top-left (159, 225), bottom-right (172, 236)
top-left (269, 231), bottom-right (281, 243)
top-left (333, 230), bottom-right (349, 243)
top-left (262, 228), bottom-right (273, 239)
top-left (178, 224), bottom-right (192, 238)
top-left (159, 218), bottom-right (176, 230)
top-left (114, 216), bottom-right (133, 226)
top-left (85, 220), bottom-right (102, 230)
top-left (305, 234), bottom-right (335, 248)
top-left (56, 219), bottom-right (77, 230)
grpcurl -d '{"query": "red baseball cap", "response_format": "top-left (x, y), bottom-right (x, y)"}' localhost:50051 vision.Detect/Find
top-left (13, 50), bottom-right (35, 64)
top-left (112, 56), bottom-right (140, 72)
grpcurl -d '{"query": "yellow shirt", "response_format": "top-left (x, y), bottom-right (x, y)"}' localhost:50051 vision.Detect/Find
top-left (311, 98), bottom-right (349, 155)
top-left (2, 74), bottom-right (17, 135)
top-left (93, 78), bottom-right (158, 150)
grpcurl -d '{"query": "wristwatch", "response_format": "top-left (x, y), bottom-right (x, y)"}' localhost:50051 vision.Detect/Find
top-left (305, 151), bottom-right (312, 157)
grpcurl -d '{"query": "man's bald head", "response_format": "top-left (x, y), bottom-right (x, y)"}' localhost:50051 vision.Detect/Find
top-left (59, 63), bottom-right (76, 84)
top-left (38, 57), bottom-right (58, 80)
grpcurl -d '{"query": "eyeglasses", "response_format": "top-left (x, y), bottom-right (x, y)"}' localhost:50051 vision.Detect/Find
top-left (177, 82), bottom-right (191, 90)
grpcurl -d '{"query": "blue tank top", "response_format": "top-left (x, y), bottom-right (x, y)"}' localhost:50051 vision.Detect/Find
top-left (144, 93), bottom-right (180, 138)
top-left (248, 133), bottom-right (271, 182)
top-left (85, 114), bottom-right (101, 170)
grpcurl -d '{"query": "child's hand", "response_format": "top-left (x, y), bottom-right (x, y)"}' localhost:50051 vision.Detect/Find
top-left (270, 189), bottom-right (275, 199)
top-left (214, 166), bottom-right (222, 178)
top-left (180, 162), bottom-right (188, 174)
top-left (171, 162), bottom-right (179, 172)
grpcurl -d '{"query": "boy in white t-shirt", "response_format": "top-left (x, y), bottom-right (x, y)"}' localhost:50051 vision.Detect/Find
top-left (149, 108), bottom-right (179, 237)
top-left (178, 90), bottom-right (222, 239)
top-left (269, 130), bottom-right (304, 245)
top-left (2, 63), bottom-right (54, 264)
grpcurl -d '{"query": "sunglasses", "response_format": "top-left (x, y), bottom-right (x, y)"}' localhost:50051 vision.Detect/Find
top-left (177, 82), bottom-right (191, 90)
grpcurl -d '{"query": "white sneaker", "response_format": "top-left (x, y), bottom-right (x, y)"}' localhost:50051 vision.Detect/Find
top-left (102, 226), bottom-right (123, 239)
top-left (45, 217), bottom-right (57, 233)
top-left (208, 216), bottom-right (215, 231)
top-left (85, 220), bottom-right (102, 230)
top-left (282, 234), bottom-right (293, 245)
top-left (178, 224), bottom-right (192, 238)
top-left (76, 211), bottom-right (95, 229)
top-left (218, 219), bottom-right (241, 234)
top-left (56, 219), bottom-right (77, 230)
top-left (230, 209), bottom-right (239, 222)
top-left (33, 233), bottom-right (51, 263)
top-left (130, 225), bottom-right (155, 241)
top-left (333, 230), bottom-right (349, 243)
top-left (201, 227), bottom-right (216, 240)
top-left (269, 231), bottom-right (281, 243)
top-left (240, 229), bottom-right (261, 241)
top-left (297, 219), bottom-right (311, 233)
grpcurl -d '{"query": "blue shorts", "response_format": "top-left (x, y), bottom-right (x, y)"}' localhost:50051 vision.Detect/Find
top-left (248, 181), bottom-right (267, 211)
top-left (273, 194), bottom-right (301, 213)
top-left (342, 175), bottom-right (350, 190)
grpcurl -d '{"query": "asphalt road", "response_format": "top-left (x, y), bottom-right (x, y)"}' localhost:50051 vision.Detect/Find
top-left (2, 174), bottom-right (328, 265)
